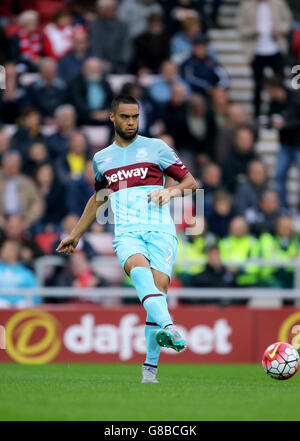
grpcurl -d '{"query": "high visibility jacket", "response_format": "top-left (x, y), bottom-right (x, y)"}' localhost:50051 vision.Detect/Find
top-left (174, 236), bottom-right (207, 276)
top-left (257, 233), bottom-right (299, 280)
top-left (218, 235), bottom-right (260, 285)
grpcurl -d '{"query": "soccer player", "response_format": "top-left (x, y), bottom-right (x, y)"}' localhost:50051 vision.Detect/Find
top-left (56, 95), bottom-right (198, 383)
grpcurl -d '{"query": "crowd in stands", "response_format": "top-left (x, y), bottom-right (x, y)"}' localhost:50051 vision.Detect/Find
top-left (0, 0), bottom-right (299, 307)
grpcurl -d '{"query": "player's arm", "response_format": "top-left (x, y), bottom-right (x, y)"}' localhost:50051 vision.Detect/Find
top-left (148, 141), bottom-right (198, 206)
top-left (56, 191), bottom-right (108, 254)
top-left (148, 171), bottom-right (197, 206)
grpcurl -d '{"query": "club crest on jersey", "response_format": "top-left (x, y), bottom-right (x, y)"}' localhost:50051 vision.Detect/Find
top-left (135, 149), bottom-right (148, 159)
top-left (105, 167), bottom-right (149, 186)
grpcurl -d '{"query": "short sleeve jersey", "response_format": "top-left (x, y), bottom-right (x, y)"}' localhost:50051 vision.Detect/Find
top-left (92, 135), bottom-right (189, 237)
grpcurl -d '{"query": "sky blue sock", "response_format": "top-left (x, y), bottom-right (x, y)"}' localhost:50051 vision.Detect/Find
top-left (144, 309), bottom-right (164, 367)
top-left (130, 266), bottom-right (173, 329)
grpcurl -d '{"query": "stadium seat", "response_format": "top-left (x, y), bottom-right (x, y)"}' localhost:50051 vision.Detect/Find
top-left (81, 126), bottom-right (110, 148)
top-left (85, 232), bottom-right (115, 256)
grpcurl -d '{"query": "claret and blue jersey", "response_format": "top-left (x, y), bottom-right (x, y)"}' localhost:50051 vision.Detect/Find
top-left (93, 135), bottom-right (189, 238)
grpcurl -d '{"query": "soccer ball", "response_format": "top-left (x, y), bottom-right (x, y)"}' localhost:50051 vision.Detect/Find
top-left (262, 342), bottom-right (299, 380)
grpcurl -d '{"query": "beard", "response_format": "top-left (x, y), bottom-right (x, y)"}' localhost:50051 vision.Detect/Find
top-left (114, 123), bottom-right (139, 140)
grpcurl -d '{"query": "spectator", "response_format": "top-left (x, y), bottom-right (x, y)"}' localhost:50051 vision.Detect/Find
top-left (34, 162), bottom-right (67, 231)
top-left (0, 131), bottom-right (11, 163)
top-left (0, 150), bottom-right (45, 229)
top-left (0, 25), bottom-right (9, 66)
top-left (264, 76), bottom-right (300, 209)
top-left (234, 160), bottom-right (269, 215)
top-left (292, 26), bottom-right (300, 64)
top-left (67, 57), bottom-right (114, 125)
top-left (89, 0), bottom-right (132, 73)
top-left (42, 7), bottom-right (74, 60)
top-left (175, 216), bottom-right (212, 284)
top-left (162, 82), bottom-right (189, 149)
top-left (160, 0), bottom-right (204, 35)
top-left (237, 0), bottom-right (292, 117)
top-left (209, 0), bottom-right (224, 29)
top-left (258, 215), bottom-right (298, 288)
top-left (23, 141), bottom-right (50, 176)
top-left (218, 216), bottom-right (260, 286)
top-left (10, 107), bottom-right (47, 161)
top-left (27, 58), bottom-right (66, 121)
top-left (0, 62), bottom-right (28, 124)
top-left (210, 87), bottom-right (229, 126)
top-left (0, 240), bottom-right (40, 308)
top-left (0, 0), bottom-right (37, 20)
top-left (52, 214), bottom-right (97, 260)
top-left (171, 16), bottom-right (206, 64)
top-left (148, 60), bottom-right (190, 110)
top-left (246, 189), bottom-right (284, 236)
top-left (119, 0), bottom-right (163, 38)
top-left (10, 10), bottom-right (42, 72)
top-left (180, 35), bottom-right (229, 97)
top-left (58, 27), bottom-right (94, 84)
top-left (189, 244), bottom-right (236, 289)
top-left (206, 190), bottom-right (235, 238)
top-left (214, 103), bottom-right (258, 164)
top-left (199, 162), bottom-right (222, 213)
top-left (56, 131), bottom-right (91, 183)
top-left (131, 13), bottom-right (170, 75)
top-left (222, 127), bottom-right (257, 193)
top-left (46, 104), bottom-right (77, 160)
top-left (68, 0), bottom-right (98, 24)
top-left (184, 93), bottom-right (217, 157)
top-left (50, 250), bottom-right (108, 293)
top-left (0, 214), bottom-right (43, 269)
top-left (66, 160), bottom-right (95, 217)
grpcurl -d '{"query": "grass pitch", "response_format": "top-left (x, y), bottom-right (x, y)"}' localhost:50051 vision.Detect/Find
top-left (0, 363), bottom-right (299, 421)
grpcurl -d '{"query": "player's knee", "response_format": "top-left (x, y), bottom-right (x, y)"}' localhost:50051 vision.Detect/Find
top-left (125, 254), bottom-right (150, 276)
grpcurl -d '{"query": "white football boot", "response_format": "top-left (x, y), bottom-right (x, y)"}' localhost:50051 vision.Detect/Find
top-left (141, 365), bottom-right (159, 383)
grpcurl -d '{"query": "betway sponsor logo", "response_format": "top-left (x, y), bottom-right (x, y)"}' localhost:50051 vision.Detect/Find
top-left (63, 314), bottom-right (232, 360)
top-left (106, 167), bottom-right (148, 186)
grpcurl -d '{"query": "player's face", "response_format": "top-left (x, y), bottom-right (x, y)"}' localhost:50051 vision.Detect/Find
top-left (110, 103), bottom-right (139, 140)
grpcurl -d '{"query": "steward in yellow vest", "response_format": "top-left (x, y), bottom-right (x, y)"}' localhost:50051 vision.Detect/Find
top-left (257, 216), bottom-right (298, 288)
top-left (218, 216), bottom-right (260, 286)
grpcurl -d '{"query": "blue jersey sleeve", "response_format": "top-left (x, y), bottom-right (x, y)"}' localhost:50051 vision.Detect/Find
top-left (157, 140), bottom-right (189, 180)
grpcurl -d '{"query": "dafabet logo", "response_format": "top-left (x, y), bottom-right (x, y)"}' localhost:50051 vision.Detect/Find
top-left (5, 310), bottom-right (61, 364)
top-left (278, 312), bottom-right (300, 350)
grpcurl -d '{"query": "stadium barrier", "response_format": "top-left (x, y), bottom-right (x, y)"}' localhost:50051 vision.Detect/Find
top-left (0, 304), bottom-right (300, 364)
top-left (0, 257), bottom-right (300, 364)
top-left (33, 255), bottom-right (300, 293)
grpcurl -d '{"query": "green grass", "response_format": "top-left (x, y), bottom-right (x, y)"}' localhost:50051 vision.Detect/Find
top-left (0, 363), bottom-right (299, 421)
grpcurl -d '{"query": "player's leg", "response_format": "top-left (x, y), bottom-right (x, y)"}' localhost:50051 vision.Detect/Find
top-left (124, 254), bottom-right (173, 383)
top-left (146, 232), bottom-right (186, 352)
top-left (138, 269), bottom-right (167, 382)
top-left (125, 254), bottom-right (173, 329)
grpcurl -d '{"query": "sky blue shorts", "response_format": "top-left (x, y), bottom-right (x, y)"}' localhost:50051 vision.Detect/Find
top-left (113, 231), bottom-right (178, 279)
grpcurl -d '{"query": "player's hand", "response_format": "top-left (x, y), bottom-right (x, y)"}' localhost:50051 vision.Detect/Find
top-left (147, 189), bottom-right (172, 206)
top-left (56, 235), bottom-right (80, 254)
